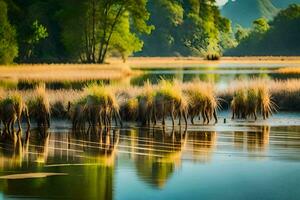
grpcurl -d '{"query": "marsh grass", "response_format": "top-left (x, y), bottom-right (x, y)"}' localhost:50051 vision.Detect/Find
top-left (276, 67), bottom-right (300, 74)
top-left (0, 78), bottom-right (298, 128)
top-left (0, 64), bottom-right (133, 82)
top-left (154, 79), bottom-right (188, 125)
top-left (27, 84), bottom-right (51, 127)
top-left (230, 81), bottom-right (276, 120)
top-left (183, 80), bottom-right (219, 124)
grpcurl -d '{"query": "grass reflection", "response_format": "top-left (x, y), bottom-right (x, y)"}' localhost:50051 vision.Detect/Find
top-left (134, 127), bottom-right (187, 188)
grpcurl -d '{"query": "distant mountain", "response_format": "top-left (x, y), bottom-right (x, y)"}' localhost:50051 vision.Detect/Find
top-left (221, 0), bottom-right (300, 27)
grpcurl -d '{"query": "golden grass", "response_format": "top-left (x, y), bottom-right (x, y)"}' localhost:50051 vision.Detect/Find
top-left (276, 67), bottom-right (300, 74)
top-left (0, 63), bottom-right (133, 81)
top-left (0, 78), bottom-right (299, 123)
top-left (122, 56), bottom-right (300, 68)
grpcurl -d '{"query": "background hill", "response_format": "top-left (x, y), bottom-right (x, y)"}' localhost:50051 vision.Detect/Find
top-left (221, 0), bottom-right (300, 27)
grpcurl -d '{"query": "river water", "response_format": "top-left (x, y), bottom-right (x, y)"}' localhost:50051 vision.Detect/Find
top-left (0, 112), bottom-right (300, 199)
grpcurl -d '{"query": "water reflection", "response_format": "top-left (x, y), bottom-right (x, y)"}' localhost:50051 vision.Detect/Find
top-left (233, 126), bottom-right (270, 152)
top-left (188, 131), bottom-right (217, 163)
top-left (133, 128), bottom-right (187, 188)
top-left (0, 125), bottom-right (299, 198)
top-left (0, 65), bottom-right (299, 90)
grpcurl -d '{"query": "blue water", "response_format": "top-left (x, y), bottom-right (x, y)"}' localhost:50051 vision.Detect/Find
top-left (0, 115), bottom-right (300, 199)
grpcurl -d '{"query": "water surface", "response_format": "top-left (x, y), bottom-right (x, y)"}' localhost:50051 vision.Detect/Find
top-left (0, 114), bottom-right (300, 199)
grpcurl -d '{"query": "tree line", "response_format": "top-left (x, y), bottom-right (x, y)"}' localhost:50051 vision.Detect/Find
top-left (0, 0), bottom-right (300, 64)
top-left (227, 4), bottom-right (300, 56)
top-left (0, 0), bottom-right (234, 64)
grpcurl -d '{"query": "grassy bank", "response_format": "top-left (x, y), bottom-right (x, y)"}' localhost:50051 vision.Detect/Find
top-left (276, 67), bottom-right (300, 74)
top-left (123, 57), bottom-right (300, 68)
top-left (0, 64), bottom-right (134, 81)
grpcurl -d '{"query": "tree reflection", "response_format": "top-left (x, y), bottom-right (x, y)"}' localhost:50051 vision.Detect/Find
top-left (0, 128), bottom-right (118, 199)
top-left (134, 127), bottom-right (187, 188)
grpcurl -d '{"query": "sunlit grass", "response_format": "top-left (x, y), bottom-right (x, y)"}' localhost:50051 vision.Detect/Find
top-left (0, 78), bottom-right (299, 124)
top-left (0, 63), bottom-right (133, 81)
top-left (183, 80), bottom-right (218, 123)
top-left (276, 67), bottom-right (300, 74)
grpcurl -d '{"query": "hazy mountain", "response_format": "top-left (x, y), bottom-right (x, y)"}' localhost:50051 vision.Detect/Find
top-left (221, 0), bottom-right (300, 27)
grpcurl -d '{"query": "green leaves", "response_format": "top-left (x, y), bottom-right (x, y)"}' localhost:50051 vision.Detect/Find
top-left (31, 20), bottom-right (48, 44)
top-left (0, 0), bottom-right (18, 64)
top-left (58, 0), bottom-right (153, 63)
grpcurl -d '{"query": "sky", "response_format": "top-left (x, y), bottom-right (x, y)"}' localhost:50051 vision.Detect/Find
top-left (216, 0), bottom-right (229, 6)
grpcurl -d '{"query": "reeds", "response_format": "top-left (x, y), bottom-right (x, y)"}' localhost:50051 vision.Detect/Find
top-left (27, 84), bottom-right (51, 128)
top-left (231, 83), bottom-right (276, 120)
top-left (276, 67), bottom-right (300, 74)
top-left (0, 92), bottom-right (30, 132)
top-left (183, 81), bottom-right (219, 124)
top-left (154, 79), bottom-right (188, 126)
top-left (0, 78), bottom-right (298, 131)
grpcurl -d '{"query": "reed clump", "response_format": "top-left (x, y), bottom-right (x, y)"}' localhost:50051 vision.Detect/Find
top-left (0, 78), bottom-right (298, 132)
top-left (137, 81), bottom-right (156, 125)
top-left (83, 84), bottom-right (122, 127)
top-left (183, 81), bottom-right (218, 124)
top-left (68, 97), bottom-right (88, 130)
top-left (0, 93), bottom-right (30, 133)
top-left (120, 97), bottom-right (139, 121)
top-left (154, 79), bottom-right (188, 126)
top-left (27, 84), bottom-right (51, 128)
top-left (231, 84), bottom-right (275, 120)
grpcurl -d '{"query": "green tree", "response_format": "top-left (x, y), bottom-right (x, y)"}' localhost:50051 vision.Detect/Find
top-left (139, 0), bottom-right (233, 58)
top-left (0, 0), bottom-right (18, 64)
top-left (234, 25), bottom-right (250, 43)
top-left (59, 0), bottom-right (153, 63)
top-left (138, 0), bottom-right (184, 56)
top-left (226, 4), bottom-right (300, 56)
top-left (24, 20), bottom-right (48, 61)
top-left (253, 17), bottom-right (270, 33)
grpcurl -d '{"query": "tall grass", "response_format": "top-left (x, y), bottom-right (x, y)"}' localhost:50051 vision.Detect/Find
top-left (0, 63), bottom-right (133, 82)
top-left (183, 80), bottom-right (219, 124)
top-left (276, 67), bottom-right (300, 74)
top-left (154, 79), bottom-right (188, 126)
top-left (27, 84), bottom-right (51, 128)
top-left (0, 78), bottom-right (299, 130)
top-left (230, 82), bottom-right (275, 120)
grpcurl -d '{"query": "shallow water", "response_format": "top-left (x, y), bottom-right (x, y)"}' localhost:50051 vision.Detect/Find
top-left (0, 113), bottom-right (300, 199)
top-left (0, 63), bottom-right (299, 90)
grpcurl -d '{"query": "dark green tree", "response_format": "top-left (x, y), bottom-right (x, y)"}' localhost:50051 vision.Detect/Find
top-left (0, 0), bottom-right (18, 64)
top-left (59, 0), bottom-right (153, 63)
top-left (227, 4), bottom-right (300, 56)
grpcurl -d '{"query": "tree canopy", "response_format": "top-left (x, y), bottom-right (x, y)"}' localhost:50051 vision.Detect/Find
top-left (0, 0), bottom-right (18, 64)
top-left (226, 4), bottom-right (300, 56)
top-left (1, 0), bottom-right (300, 64)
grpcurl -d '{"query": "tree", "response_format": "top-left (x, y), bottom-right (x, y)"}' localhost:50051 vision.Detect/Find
top-left (180, 0), bottom-right (233, 58)
top-left (59, 0), bottom-right (153, 63)
top-left (137, 0), bottom-right (184, 56)
top-left (23, 20), bottom-right (48, 61)
top-left (226, 4), bottom-right (300, 56)
top-left (234, 25), bottom-right (250, 43)
top-left (0, 0), bottom-right (18, 64)
top-left (253, 17), bottom-right (270, 33)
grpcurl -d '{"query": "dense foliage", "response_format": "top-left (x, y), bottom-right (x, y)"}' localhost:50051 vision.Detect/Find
top-left (227, 4), bottom-right (300, 56)
top-left (221, 0), bottom-right (300, 27)
top-left (1, 0), bottom-right (300, 64)
top-left (0, 0), bottom-right (18, 64)
top-left (139, 0), bottom-right (234, 58)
